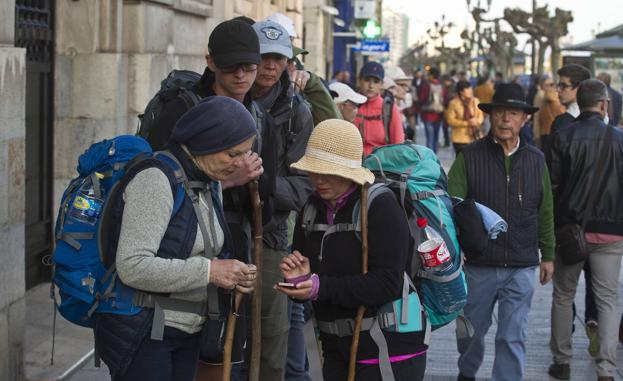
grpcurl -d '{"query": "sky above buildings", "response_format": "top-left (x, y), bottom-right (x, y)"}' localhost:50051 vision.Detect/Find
top-left (385, 0), bottom-right (620, 50)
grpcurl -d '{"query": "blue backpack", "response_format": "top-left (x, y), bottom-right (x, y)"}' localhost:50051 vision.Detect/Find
top-left (364, 142), bottom-right (468, 329)
top-left (52, 135), bottom-right (191, 329)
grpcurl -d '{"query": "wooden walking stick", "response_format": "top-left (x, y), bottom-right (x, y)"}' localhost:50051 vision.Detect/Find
top-left (348, 183), bottom-right (370, 381)
top-left (222, 292), bottom-right (243, 381)
top-left (247, 180), bottom-right (263, 381)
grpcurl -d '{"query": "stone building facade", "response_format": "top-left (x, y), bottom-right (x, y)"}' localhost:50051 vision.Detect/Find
top-left (0, 0), bottom-right (337, 379)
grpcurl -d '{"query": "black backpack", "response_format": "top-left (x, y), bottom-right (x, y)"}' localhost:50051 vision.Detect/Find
top-left (136, 70), bottom-right (202, 140)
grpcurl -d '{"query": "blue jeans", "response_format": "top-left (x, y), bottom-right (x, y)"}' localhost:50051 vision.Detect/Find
top-left (424, 120), bottom-right (441, 153)
top-left (285, 300), bottom-right (311, 381)
top-left (114, 326), bottom-right (201, 381)
top-left (457, 265), bottom-right (536, 381)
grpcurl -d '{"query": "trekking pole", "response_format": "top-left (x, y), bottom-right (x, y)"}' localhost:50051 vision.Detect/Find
top-left (223, 292), bottom-right (243, 381)
top-left (248, 180), bottom-right (263, 381)
top-left (348, 183), bottom-right (370, 381)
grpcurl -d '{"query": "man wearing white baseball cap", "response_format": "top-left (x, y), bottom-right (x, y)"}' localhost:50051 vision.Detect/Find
top-left (329, 82), bottom-right (367, 123)
top-left (267, 12), bottom-right (297, 39)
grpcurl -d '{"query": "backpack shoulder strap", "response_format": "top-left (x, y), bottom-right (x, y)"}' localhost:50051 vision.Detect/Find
top-left (352, 183), bottom-right (394, 234)
top-left (178, 89), bottom-right (202, 111)
top-left (249, 101), bottom-right (264, 154)
top-left (382, 96), bottom-right (394, 144)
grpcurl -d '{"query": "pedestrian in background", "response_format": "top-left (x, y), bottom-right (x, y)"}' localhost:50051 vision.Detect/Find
top-left (548, 79), bottom-right (623, 381)
top-left (418, 67), bottom-right (445, 153)
top-left (354, 61), bottom-right (405, 156)
top-left (329, 81), bottom-right (367, 123)
top-left (445, 80), bottom-right (484, 155)
top-left (448, 83), bottom-right (555, 381)
top-left (597, 72), bottom-right (622, 126)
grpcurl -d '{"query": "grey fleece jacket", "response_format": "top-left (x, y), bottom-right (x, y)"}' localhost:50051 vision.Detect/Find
top-left (115, 167), bottom-right (224, 334)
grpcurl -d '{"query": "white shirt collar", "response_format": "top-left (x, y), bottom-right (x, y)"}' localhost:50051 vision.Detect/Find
top-left (567, 102), bottom-right (580, 118)
top-left (493, 137), bottom-right (521, 156)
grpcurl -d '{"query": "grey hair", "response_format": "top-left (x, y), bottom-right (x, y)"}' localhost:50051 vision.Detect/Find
top-left (538, 74), bottom-right (551, 86)
top-left (596, 72), bottom-right (612, 87)
top-left (577, 79), bottom-right (609, 110)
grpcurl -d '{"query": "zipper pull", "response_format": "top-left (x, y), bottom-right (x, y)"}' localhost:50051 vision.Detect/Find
top-left (518, 193), bottom-right (523, 206)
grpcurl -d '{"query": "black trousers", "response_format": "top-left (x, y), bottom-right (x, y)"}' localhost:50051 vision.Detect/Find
top-left (322, 352), bottom-right (427, 381)
top-left (114, 326), bottom-right (201, 381)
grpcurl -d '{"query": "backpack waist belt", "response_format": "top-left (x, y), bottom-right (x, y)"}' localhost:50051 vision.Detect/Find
top-left (133, 290), bottom-right (219, 341)
top-left (318, 314), bottom-right (431, 381)
top-left (318, 314), bottom-right (400, 337)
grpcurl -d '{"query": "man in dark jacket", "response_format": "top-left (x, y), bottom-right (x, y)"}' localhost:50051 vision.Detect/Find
top-left (597, 72), bottom-right (622, 126)
top-left (448, 83), bottom-right (555, 381)
top-left (548, 79), bottom-right (623, 381)
top-left (250, 19), bottom-right (314, 380)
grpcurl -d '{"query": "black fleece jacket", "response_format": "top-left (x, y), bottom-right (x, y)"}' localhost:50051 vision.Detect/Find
top-left (292, 188), bottom-right (427, 360)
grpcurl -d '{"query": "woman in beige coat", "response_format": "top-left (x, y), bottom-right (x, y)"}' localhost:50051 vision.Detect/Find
top-left (445, 81), bottom-right (484, 155)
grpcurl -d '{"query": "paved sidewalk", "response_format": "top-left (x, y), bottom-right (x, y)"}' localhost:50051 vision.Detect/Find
top-left (24, 126), bottom-right (623, 380)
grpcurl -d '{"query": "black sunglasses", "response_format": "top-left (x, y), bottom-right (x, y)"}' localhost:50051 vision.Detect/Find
top-left (556, 82), bottom-right (574, 90)
top-left (220, 63), bottom-right (258, 74)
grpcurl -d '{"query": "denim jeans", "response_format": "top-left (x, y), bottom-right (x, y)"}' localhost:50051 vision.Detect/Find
top-left (285, 301), bottom-right (311, 381)
top-left (114, 326), bottom-right (201, 381)
top-left (457, 265), bottom-right (536, 381)
top-left (424, 120), bottom-right (442, 153)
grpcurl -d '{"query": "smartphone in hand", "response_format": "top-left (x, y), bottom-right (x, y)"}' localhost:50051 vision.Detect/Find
top-left (277, 282), bottom-right (296, 288)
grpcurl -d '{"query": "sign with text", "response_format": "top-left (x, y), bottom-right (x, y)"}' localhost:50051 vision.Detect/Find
top-left (353, 39), bottom-right (390, 53)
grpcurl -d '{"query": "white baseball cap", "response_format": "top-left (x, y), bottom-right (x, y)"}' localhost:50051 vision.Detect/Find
top-left (386, 66), bottom-right (413, 81)
top-left (329, 82), bottom-right (367, 105)
top-left (383, 77), bottom-right (397, 90)
top-left (266, 12), bottom-right (297, 38)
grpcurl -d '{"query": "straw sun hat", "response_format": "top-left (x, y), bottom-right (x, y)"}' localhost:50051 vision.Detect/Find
top-left (291, 119), bottom-right (374, 185)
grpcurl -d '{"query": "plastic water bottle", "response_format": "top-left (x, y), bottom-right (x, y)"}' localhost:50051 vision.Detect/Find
top-left (416, 217), bottom-right (466, 315)
top-left (68, 175), bottom-right (103, 225)
top-left (416, 217), bottom-right (452, 272)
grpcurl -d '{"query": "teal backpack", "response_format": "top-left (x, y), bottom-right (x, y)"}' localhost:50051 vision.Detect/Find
top-left (364, 141), bottom-right (467, 329)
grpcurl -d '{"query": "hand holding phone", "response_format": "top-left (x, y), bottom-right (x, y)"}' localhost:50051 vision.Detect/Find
top-left (277, 282), bottom-right (296, 288)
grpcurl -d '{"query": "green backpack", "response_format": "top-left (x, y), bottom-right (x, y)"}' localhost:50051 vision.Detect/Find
top-left (364, 141), bottom-right (468, 328)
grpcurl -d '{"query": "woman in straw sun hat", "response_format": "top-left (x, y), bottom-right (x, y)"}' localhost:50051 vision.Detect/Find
top-left (274, 119), bottom-right (428, 380)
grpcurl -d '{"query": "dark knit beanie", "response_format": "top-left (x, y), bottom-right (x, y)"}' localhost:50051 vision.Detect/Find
top-left (170, 96), bottom-right (257, 155)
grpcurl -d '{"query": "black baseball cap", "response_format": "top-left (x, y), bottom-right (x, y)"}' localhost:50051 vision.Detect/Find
top-left (208, 20), bottom-right (261, 69)
top-left (359, 61), bottom-right (384, 80)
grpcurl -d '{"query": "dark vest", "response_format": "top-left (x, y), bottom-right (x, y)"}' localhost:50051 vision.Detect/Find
top-left (463, 136), bottom-right (544, 267)
top-left (95, 149), bottom-right (232, 378)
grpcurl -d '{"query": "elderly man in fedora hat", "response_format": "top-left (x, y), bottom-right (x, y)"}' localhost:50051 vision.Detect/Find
top-left (447, 83), bottom-right (555, 381)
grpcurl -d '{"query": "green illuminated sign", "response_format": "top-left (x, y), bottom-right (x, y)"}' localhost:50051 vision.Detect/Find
top-left (363, 20), bottom-right (381, 39)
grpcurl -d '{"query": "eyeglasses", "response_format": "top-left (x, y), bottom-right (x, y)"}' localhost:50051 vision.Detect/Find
top-left (543, 82), bottom-right (555, 88)
top-left (219, 63), bottom-right (258, 74)
top-left (556, 82), bottom-right (574, 90)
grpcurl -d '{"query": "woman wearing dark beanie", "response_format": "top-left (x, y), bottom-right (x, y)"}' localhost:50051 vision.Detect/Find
top-left (95, 96), bottom-right (260, 381)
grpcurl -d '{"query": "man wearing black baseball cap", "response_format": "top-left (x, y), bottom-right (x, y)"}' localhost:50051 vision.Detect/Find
top-left (448, 83), bottom-right (555, 381)
top-left (143, 19), bottom-right (278, 381)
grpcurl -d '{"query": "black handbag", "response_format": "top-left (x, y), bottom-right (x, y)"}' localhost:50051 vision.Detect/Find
top-left (555, 223), bottom-right (588, 265)
top-left (554, 125), bottom-right (613, 265)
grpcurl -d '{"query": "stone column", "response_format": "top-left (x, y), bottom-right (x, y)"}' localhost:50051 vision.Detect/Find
top-left (0, 0), bottom-right (27, 379)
